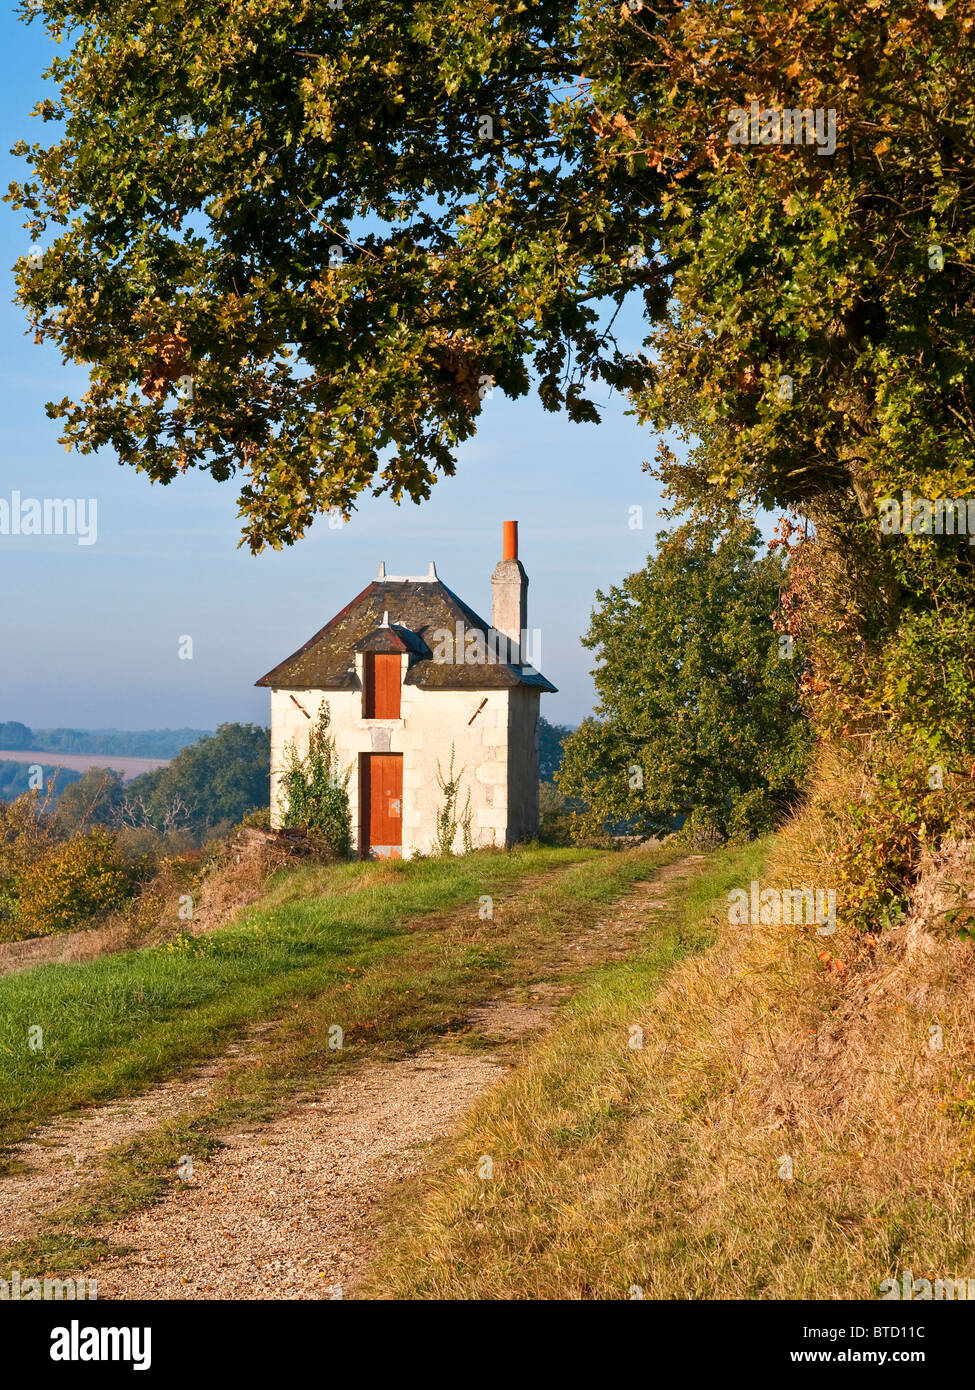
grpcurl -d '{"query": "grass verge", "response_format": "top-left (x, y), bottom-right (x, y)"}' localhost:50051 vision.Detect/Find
top-left (359, 817), bottom-right (975, 1300)
top-left (0, 846), bottom-right (592, 1148)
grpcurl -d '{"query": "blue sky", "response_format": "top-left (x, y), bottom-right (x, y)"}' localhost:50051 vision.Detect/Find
top-left (0, 8), bottom-right (675, 731)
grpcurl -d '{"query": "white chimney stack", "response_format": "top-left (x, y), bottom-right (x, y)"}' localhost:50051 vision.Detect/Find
top-left (491, 520), bottom-right (527, 663)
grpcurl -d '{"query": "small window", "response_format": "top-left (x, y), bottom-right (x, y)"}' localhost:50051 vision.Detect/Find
top-left (364, 652), bottom-right (401, 718)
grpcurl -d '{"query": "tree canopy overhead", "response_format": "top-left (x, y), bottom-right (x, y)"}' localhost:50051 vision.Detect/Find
top-left (13, 1), bottom-right (975, 544)
top-left (11, 0), bottom-right (666, 550)
top-left (10, 0), bottom-right (975, 918)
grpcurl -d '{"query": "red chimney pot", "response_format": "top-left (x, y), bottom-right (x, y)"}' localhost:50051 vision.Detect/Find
top-left (502, 519), bottom-right (518, 562)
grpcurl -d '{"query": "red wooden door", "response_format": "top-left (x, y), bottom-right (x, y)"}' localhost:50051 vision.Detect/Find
top-left (364, 653), bottom-right (401, 718)
top-left (361, 754), bottom-right (403, 858)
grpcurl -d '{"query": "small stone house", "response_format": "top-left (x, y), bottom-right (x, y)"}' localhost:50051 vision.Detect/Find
top-left (255, 522), bottom-right (556, 857)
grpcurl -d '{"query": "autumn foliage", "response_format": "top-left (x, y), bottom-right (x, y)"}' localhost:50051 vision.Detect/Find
top-left (15, 829), bottom-right (132, 938)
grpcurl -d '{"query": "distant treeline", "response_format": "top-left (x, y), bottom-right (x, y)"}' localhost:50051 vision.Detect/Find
top-left (0, 723), bottom-right (212, 758)
top-left (123, 723), bottom-right (270, 834)
top-left (0, 719), bottom-right (572, 828)
top-left (1, 723), bottom-right (270, 843)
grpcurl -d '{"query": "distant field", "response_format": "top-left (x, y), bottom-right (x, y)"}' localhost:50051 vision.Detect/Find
top-left (0, 750), bottom-right (169, 782)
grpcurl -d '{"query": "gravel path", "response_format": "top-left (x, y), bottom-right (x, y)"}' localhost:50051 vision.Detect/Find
top-left (0, 1036), bottom-right (267, 1245)
top-left (86, 1050), bottom-right (503, 1299)
top-left (5, 854), bottom-right (697, 1299)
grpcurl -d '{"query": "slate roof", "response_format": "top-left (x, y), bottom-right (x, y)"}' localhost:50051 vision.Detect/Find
top-left (255, 578), bottom-right (557, 692)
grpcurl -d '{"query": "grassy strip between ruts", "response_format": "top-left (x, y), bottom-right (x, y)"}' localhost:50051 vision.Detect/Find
top-left (355, 837), bottom-right (773, 1299)
top-left (0, 838), bottom-right (692, 1278)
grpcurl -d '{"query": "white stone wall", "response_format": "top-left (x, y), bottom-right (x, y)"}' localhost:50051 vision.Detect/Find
top-left (268, 663), bottom-right (541, 854)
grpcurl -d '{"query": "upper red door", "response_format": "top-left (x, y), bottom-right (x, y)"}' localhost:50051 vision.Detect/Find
top-left (364, 652), bottom-right (401, 718)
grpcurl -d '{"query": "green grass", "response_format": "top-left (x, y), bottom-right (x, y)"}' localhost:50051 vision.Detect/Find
top-left (0, 846), bottom-right (602, 1147)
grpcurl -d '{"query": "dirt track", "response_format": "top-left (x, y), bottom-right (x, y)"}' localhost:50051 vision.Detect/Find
top-left (0, 854), bottom-right (698, 1299)
top-left (81, 858), bottom-right (697, 1299)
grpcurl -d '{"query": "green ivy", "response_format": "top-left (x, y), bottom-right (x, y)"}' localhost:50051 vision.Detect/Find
top-left (277, 703), bottom-right (352, 857)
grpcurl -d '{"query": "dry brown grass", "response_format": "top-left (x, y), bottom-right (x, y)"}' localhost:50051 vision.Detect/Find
top-left (360, 812), bottom-right (975, 1300)
top-left (638, 813), bottom-right (975, 1298)
top-left (0, 919), bottom-right (134, 977)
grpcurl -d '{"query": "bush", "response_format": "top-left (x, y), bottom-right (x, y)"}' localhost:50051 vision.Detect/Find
top-left (51, 765), bottom-right (125, 833)
top-left (539, 780), bottom-right (587, 847)
top-left (112, 824), bottom-right (188, 868)
top-left (278, 703), bottom-right (352, 856)
top-left (678, 807), bottom-right (726, 850)
top-left (14, 829), bottom-right (132, 938)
